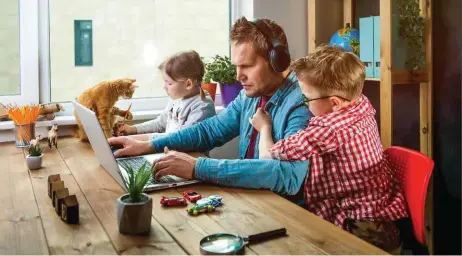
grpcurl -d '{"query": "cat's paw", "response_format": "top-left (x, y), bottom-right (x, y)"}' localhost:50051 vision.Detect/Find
top-left (125, 111), bottom-right (133, 120)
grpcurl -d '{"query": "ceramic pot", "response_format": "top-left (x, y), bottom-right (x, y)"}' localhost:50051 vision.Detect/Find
top-left (116, 193), bottom-right (152, 235)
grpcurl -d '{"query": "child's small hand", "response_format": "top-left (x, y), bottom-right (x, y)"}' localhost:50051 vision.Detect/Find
top-left (118, 124), bottom-right (137, 136)
top-left (249, 108), bottom-right (272, 132)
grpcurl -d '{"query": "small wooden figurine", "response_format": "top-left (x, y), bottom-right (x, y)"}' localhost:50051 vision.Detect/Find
top-left (39, 103), bottom-right (65, 120)
top-left (51, 180), bottom-right (65, 207)
top-left (30, 135), bottom-right (41, 148)
top-left (48, 174), bottom-right (61, 199)
top-left (61, 195), bottom-right (79, 224)
top-left (48, 124), bottom-right (58, 149)
top-left (54, 188), bottom-right (69, 216)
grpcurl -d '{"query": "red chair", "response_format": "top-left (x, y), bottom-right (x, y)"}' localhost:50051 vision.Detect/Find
top-left (385, 146), bottom-right (434, 245)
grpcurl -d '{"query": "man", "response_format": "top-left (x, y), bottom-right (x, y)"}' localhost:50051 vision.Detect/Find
top-left (109, 17), bottom-right (312, 197)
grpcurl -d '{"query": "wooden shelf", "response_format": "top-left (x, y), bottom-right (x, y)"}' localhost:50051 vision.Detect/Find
top-left (392, 69), bottom-right (428, 84)
top-left (366, 70), bottom-right (428, 84)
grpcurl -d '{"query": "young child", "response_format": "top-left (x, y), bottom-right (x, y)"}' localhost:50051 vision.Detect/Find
top-left (250, 45), bottom-right (408, 253)
top-left (119, 50), bottom-right (216, 140)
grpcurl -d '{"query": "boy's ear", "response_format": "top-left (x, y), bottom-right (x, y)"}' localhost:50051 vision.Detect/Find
top-left (330, 97), bottom-right (344, 111)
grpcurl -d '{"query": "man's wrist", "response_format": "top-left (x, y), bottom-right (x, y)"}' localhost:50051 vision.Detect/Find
top-left (142, 140), bottom-right (155, 154)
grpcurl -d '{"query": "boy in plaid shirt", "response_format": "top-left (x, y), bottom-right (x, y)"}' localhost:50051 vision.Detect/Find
top-left (250, 45), bottom-right (408, 253)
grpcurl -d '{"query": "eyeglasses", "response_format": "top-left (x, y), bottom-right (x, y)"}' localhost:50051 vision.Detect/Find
top-left (302, 95), bottom-right (350, 106)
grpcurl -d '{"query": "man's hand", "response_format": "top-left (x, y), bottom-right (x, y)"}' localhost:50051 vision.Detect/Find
top-left (249, 107), bottom-right (272, 132)
top-left (108, 136), bottom-right (154, 157)
top-left (153, 147), bottom-right (197, 180)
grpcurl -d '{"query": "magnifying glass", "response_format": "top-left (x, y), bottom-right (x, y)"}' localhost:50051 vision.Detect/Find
top-left (199, 228), bottom-right (287, 255)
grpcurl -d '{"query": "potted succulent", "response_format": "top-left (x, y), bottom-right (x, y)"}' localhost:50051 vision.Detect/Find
top-left (26, 139), bottom-right (43, 170)
top-left (116, 163), bottom-right (153, 235)
top-left (204, 55), bottom-right (242, 106)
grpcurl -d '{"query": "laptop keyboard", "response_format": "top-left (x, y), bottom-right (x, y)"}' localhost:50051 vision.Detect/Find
top-left (117, 157), bottom-right (177, 185)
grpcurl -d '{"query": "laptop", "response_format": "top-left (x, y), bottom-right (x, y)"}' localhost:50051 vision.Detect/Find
top-left (72, 100), bottom-right (200, 191)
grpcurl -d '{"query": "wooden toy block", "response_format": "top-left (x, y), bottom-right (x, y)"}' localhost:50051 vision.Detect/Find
top-left (51, 181), bottom-right (65, 207)
top-left (54, 188), bottom-right (69, 216)
top-left (47, 174), bottom-right (61, 198)
top-left (61, 195), bottom-right (79, 224)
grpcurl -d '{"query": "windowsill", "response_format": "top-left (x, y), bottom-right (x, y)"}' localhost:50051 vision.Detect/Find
top-left (0, 105), bottom-right (225, 131)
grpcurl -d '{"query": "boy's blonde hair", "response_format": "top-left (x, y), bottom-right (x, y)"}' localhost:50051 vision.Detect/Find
top-left (290, 45), bottom-right (365, 99)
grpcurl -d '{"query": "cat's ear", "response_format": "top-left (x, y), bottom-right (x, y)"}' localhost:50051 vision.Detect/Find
top-left (130, 78), bottom-right (136, 83)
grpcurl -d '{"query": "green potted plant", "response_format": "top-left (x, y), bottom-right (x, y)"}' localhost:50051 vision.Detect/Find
top-left (205, 55), bottom-right (242, 106)
top-left (116, 162), bottom-right (153, 235)
top-left (201, 58), bottom-right (217, 102)
top-left (26, 137), bottom-right (43, 170)
top-left (398, 0), bottom-right (426, 71)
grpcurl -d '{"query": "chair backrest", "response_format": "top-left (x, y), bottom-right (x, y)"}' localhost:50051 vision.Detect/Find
top-left (385, 146), bottom-right (434, 245)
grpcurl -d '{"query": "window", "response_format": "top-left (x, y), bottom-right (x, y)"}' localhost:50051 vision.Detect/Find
top-left (47, 0), bottom-right (230, 105)
top-left (0, 0), bottom-right (39, 106)
top-left (0, 0), bottom-right (20, 96)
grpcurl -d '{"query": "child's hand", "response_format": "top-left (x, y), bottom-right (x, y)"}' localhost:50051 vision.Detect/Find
top-left (249, 108), bottom-right (272, 132)
top-left (118, 124), bottom-right (137, 136)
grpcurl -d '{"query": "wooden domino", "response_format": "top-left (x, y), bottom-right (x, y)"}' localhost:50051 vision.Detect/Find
top-left (47, 174), bottom-right (61, 199)
top-left (61, 195), bottom-right (79, 224)
top-left (54, 188), bottom-right (69, 216)
top-left (51, 181), bottom-right (65, 207)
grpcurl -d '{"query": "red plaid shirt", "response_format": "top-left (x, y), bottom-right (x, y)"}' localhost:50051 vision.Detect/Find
top-left (270, 95), bottom-right (408, 228)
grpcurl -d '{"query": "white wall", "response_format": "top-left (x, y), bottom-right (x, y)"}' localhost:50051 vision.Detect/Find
top-left (253, 0), bottom-right (308, 59)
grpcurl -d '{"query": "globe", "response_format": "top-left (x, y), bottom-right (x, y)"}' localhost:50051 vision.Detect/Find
top-left (329, 24), bottom-right (360, 55)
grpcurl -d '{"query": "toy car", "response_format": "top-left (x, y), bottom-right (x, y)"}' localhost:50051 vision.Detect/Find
top-left (196, 195), bottom-right (223, 206)
top-left (187, 202), bottom-right (215, 216)
top-left (160, 196), bottom-right (187, 207)
top-left (183, 190), bottom-right (202, 202)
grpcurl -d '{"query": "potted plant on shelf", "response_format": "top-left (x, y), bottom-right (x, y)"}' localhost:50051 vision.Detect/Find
top-left (204, 55), bottom-right (242, 106)
top-left (26, 138), bottom-right (43, 170)
top-left (116, 162), bottom-right (153, 235)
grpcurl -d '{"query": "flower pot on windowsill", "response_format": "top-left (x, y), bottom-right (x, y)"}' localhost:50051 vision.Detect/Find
top-left (201, 83), bottom-right (217, 102)
top-left (26, 154), bottom-right (43, 170)
top-left (116, 193), bottom-right (152, 235)
top-left (220, 82), bottom-right (243, 107)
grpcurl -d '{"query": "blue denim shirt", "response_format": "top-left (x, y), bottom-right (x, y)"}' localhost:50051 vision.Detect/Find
top-left (152, 72), bottom-right (312, 195)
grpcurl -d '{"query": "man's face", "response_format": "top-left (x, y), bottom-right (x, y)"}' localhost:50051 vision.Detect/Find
top-left (231, 41), bottom-right (278, 97)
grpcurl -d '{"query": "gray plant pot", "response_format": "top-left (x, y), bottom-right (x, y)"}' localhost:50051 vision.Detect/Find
top-left (26, 154), bottom-right (43, 170)
top-left (116, 193), bottom-right (152, 235)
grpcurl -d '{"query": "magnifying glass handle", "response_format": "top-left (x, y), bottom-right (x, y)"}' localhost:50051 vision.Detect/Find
top-left (247, 228), bottom-right (287, 244)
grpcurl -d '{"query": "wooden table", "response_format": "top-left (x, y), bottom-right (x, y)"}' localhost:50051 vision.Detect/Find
top-left (0, 137), bottom-right (387, 255)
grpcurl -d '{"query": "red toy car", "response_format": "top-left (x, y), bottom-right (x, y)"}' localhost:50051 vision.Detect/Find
top-left (160, 196), bottom-right (187, 207)
top-left (183, 190), bottom-right (202, 202)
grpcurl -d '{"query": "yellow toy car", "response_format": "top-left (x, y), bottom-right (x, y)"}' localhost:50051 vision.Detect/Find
top-left (187, 203), bottom-right (215, 216)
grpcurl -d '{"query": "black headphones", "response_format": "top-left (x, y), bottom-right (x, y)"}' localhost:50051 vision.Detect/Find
top-left (248, 18), bottom-right (291, 72)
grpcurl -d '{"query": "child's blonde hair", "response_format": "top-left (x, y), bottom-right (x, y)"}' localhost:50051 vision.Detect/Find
top-left (158, 50), bottom-right (207, 101)
top-left (290, 45), bottom-right (365, 99)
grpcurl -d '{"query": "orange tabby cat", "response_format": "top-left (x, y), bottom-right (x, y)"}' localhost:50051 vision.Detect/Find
top-left (75, 78), bottom-right (137, 141)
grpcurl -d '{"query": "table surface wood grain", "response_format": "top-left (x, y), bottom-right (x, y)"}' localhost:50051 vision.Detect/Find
top-left (0, 137), bottom-right (387, 255)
